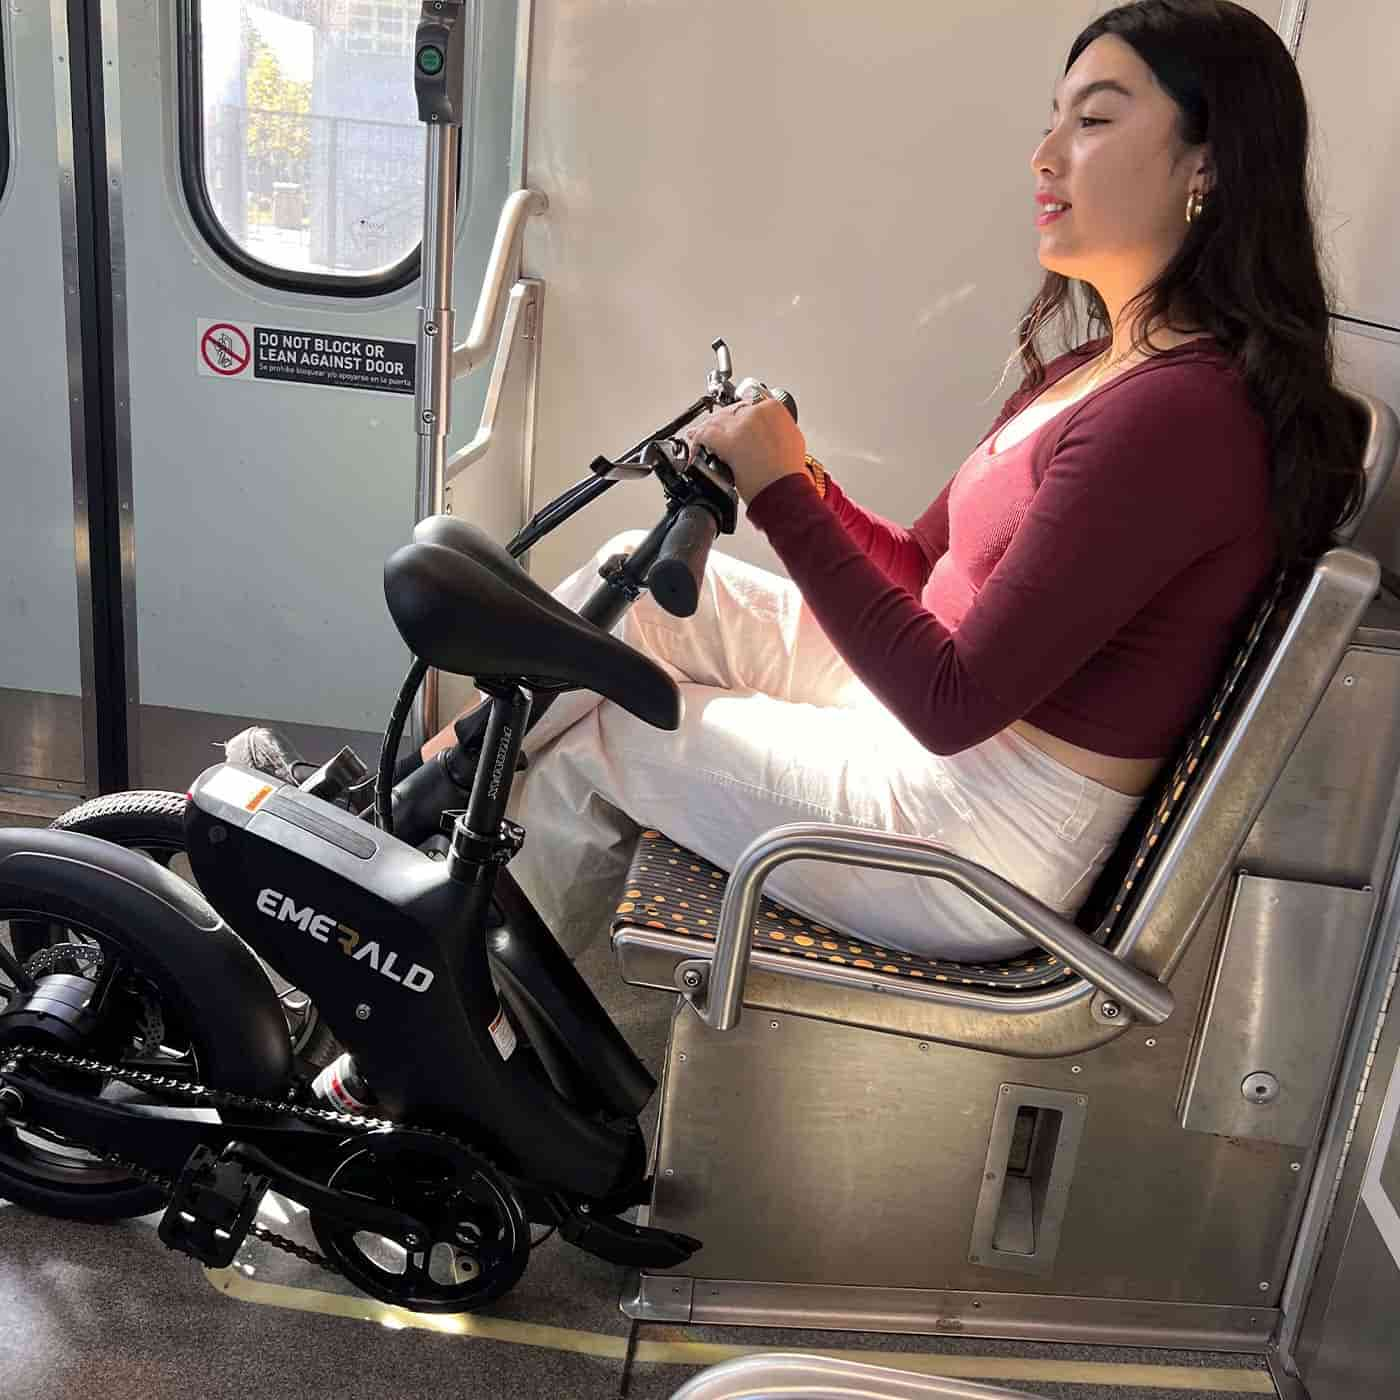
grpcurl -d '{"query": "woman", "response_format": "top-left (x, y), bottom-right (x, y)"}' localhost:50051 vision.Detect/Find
top-left (410, 0), bottom-right (1367, 960)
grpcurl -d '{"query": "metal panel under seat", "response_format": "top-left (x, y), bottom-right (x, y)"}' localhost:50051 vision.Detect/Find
top-left (1180, 874), bottom-right (1376, 1147)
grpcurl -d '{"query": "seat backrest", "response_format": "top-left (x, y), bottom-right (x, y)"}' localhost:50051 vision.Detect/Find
top-left (1077, 389), bottom-right (1397, 949)
top-left (1074, 563), bottom-right (1292, 943)
top-left (1078, 388), bottom-right (1397, 972)
top-left (1334, 387), bottom-right (1399, 545)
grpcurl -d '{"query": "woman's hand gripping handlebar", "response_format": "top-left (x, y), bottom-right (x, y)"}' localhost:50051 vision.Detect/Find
top-left (648, 387), bottom-right (800, 617)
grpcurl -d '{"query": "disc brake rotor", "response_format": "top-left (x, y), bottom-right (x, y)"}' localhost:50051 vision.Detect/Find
top-left (308, 1128), bottom-right (530, 1313)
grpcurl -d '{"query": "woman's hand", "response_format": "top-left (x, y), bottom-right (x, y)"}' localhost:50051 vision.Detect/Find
top-left (681, 397), bottom-right (810, 506)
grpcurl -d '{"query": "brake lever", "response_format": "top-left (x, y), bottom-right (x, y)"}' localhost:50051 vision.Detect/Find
top-left (587, 453), bottom-right (652, 482)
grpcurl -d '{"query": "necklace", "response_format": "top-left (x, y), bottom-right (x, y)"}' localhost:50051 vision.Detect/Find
top-left (1080, 342), bottom-right (1139, 392)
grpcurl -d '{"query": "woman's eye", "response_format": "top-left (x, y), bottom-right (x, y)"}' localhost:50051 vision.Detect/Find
top-left (1040, 118), bottom-right (1106, 136)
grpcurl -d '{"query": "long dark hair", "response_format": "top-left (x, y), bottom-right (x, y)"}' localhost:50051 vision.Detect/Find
top-left (1008, 0), bottom-right (1366, 568)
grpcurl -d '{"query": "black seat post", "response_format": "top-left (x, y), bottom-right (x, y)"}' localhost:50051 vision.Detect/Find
top-left (460, 682), bottom-right (533, 843)
top-left (443, 683), bottom-right (535, 977)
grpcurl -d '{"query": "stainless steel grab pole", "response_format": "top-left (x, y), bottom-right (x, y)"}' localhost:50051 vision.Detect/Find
top-left (408, 2), bottom-right (546, 746)
top-left (410, 120), bottom-right (460, 747)
top-left (698, 822), bottom-right (1175, 1031)
top-left (415, 122), bottom-right (459, 523)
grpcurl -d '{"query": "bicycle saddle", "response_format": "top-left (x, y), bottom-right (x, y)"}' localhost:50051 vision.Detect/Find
top-left (384, 515), bottom-right (681, 732)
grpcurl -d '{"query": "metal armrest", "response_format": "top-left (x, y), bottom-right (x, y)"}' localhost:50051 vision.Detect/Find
top-left (668, 1353), bottom-right (1037, 1400)
top-left (690, 822), bottom-right (1174, 1032)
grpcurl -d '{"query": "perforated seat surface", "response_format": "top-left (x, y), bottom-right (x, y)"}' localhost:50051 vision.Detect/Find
top-left (610, 566), bottom-right (1293, 995)
top-left (614, 830), bottom-right (1073, 988)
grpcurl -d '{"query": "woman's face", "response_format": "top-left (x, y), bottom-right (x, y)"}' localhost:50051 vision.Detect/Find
top-left (1031, 34), bottom-right (1211, 319)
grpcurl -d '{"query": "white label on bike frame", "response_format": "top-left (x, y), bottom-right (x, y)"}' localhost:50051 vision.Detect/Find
top-left (203, 765), bottom-right (277, 812)
top-left (488, 1005), bottom-right (517, 1062)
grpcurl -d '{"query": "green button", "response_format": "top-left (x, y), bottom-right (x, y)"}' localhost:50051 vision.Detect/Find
top-left (417, 45), bottom-right (445, 76)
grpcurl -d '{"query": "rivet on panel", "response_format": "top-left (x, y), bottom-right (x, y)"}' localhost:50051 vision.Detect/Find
top-left (664, 1168), bottom-right (675, 1177)
top-left (918, 1042), bottom-right (929, 1052)
top-left (1145, 1038), bottom-right (1157, 1047)
top-left (1258, 1281), bottom-right (1270, 1292)
top-left (1070, 1065), bottom-right (1083, 1074)
top-left (769, 1020), bottom-right (780, 1030)
top-left (1343, 675), bottom-right (1355, 686)
top-left (677, 1052), bottom-right (687, 1062)
top-left (1290, 1162), bottom-right (1302, 1172)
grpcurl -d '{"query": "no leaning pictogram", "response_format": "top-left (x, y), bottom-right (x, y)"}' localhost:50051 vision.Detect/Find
top-left (195, 317), bottom-right (416, 394)
top-left (201, 323), bottom-right (250, 377)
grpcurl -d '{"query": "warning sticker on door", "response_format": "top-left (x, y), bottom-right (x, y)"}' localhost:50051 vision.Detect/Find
top-left (196, 319), bottom-right (416, 395)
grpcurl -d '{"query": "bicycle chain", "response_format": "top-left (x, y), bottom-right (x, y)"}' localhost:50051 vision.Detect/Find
top-left (0, 1045), bottom-right (493, 1279)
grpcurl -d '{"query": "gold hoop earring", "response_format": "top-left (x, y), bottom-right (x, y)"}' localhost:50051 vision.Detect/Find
top-left (1186, 190), bottom-right (1206, 225)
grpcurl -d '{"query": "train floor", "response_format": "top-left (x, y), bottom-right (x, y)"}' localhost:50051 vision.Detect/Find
top-left (0, 811), bottom-right (1280, 1400)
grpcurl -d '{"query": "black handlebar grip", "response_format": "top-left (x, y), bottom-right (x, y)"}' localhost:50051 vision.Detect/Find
top-left (649, 503), bottom-right (720, 617)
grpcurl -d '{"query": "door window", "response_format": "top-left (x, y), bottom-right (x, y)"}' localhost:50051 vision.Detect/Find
top-left (180, 0), bottom-right (436, 295)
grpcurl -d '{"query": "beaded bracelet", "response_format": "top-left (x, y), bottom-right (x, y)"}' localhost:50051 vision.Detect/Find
top-left (803, 453), bottom-right (828, 500)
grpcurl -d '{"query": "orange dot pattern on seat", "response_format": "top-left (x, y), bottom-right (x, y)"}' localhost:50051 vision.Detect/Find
top-left (610, 566), bottom-right (1291, 996)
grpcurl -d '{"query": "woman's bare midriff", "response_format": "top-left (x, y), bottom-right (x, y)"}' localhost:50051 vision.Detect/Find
top-left (1008, 718), bottom-right (1165, 796)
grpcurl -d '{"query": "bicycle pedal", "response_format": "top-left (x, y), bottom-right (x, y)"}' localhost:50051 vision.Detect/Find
top-left (157, 1144), bottom-right (270, 1268)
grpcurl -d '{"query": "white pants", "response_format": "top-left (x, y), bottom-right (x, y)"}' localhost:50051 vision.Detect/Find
top-left (500, 532), bottom-right (1144, 961)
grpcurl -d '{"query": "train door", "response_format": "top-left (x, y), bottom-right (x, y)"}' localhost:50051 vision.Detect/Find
top-left (0, 3), bottom-right (91, 809)
top-left (62, 0), bottom-right (521, 794)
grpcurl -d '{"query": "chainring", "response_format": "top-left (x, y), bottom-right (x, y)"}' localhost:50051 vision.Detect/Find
top-left (309, 1128), bottom-right (531, 1313)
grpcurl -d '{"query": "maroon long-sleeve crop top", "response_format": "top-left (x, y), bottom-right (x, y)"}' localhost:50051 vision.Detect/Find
top-left (744, 336), bottom-right (1279, 760)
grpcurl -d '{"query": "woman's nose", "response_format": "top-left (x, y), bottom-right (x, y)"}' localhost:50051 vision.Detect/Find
top-left (1031, 128), bottom-right (1062, 177)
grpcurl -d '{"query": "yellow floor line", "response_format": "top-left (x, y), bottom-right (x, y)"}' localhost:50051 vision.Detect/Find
top-left (205, 1268), bottom-right (1276, 1393)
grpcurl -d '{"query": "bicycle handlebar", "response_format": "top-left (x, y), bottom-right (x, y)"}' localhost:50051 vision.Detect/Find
top-left (380, 343), bottom-right (797, 838)
top-left (649, 501), bottom-right (723, 617)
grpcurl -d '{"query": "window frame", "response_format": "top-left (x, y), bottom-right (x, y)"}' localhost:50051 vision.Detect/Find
top-left (0, 6), bottom-right (11, 205)
top-left (175, 0), bottom-right (431, 299)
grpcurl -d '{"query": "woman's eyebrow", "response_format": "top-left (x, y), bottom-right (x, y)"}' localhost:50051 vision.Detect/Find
top-left (1051, 78), bottom-right (1133, 113)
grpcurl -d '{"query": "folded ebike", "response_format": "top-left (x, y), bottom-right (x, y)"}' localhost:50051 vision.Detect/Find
top-left (0, 341), bottom-right (791, 1312)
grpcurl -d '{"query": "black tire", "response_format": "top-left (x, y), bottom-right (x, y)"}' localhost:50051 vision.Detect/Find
top-left (46, 792), bottom-right (342, 1070)
top-left (0, 899), bottom-right (270, 1220)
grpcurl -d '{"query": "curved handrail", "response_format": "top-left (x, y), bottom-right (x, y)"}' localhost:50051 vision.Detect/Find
top-left (452, 188), bottom-right (548, 377)
top-left (444, 278), bottom-right (536, 485)
top-left (696, 823), bottom-right (1175, 1032)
